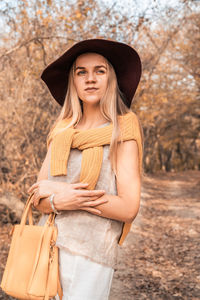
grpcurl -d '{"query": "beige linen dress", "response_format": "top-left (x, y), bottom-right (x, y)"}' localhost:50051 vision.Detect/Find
top-left (38, 122), bottom-right (124, 299)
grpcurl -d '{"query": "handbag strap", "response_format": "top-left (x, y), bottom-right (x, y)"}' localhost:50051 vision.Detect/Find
top-left (44, 257), bottom-right (63, 300)
top-left (20, 193), bottom-right (35, 227)
top-left (57, 273), bottom-right (63, 300)
top-left (44, 258), bottom-right (63, 300)
top-left (28, 204), bottom-right (33, 225)
top-left (19, 193), bottom-right (55, 235)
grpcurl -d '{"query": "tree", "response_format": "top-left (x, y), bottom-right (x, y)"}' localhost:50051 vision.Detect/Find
top-left (0, 0), bottom-right (199, 203)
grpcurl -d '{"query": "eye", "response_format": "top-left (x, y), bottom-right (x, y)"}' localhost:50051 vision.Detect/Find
top-left (77, 70), bottom-right (86, 75)
top-left (96, 69), bottom-right (105, 74)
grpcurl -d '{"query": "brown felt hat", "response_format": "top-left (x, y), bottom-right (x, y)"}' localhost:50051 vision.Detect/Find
top-left (41, 39), bottom-right (142, 108)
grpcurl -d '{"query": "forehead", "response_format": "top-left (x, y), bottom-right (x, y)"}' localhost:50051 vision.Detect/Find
top-left (75, 52), bottom-right (107, 66)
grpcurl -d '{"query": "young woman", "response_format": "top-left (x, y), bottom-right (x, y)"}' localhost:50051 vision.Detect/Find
top-left (28, 39), bottom-right (143, 300)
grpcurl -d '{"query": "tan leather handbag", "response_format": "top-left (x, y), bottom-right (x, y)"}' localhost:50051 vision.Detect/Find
top-left (0, 193), bottom-right (63, 300)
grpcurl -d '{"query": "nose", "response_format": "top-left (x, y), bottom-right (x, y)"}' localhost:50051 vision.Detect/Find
top-left (85, 71), bottom-right (96, 83)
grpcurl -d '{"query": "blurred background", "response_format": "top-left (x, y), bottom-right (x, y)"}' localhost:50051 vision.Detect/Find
top-left (0, 0), bottom-right (199, 299)
top-left (0, 0), bottom-right (199, 197)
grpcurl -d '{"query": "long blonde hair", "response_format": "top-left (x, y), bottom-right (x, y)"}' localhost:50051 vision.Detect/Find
top-left (48, 53), bottom-right (135, 175)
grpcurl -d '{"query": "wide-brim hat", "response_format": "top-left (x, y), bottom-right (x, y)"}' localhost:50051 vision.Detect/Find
top-left (41, 38), bottom-right (142, 108)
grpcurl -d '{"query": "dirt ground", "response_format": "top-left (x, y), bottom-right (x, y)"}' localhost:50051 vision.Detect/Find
top-left (0, 171), bottom-right (200, 300)
top-left (110, 171), bottom-right (200, 300)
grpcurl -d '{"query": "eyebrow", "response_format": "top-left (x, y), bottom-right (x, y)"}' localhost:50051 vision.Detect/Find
top-left (75, 65), bottom-right (107, 71)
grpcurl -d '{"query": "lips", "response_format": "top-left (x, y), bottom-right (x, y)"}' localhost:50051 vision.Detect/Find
top-left (85, 87), bottom-right (98, 91)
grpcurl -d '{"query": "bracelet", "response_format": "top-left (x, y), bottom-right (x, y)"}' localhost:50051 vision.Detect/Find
top-left (49, 194), bottom-right (61, 214)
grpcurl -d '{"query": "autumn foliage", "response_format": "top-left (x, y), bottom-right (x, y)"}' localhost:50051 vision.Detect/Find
top-left (0, 0), bottom-right (199, 199)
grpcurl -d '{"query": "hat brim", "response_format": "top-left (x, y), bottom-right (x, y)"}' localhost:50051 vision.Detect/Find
top-left (41, 39), bottom-right (142, 107)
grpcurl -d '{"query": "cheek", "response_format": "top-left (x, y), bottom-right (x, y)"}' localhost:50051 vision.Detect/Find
top-left (101, 76), bottom-right (108, 91)
top-left (74, 78), bottom-right (84, 93)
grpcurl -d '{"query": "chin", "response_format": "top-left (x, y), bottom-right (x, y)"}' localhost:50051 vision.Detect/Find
top-left (80, 97), bottom-right (101, 105)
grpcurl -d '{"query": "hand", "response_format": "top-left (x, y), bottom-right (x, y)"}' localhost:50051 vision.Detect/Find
top-left (28, 180), bottom-right (71, 206)
top-left (53, 182), bottom-right (107, 215)
top-left (28, 180), bottom-right (107, 214)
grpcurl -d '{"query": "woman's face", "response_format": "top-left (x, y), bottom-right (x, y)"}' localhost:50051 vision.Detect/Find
top-left (73, 52), bottom-right (109, 106)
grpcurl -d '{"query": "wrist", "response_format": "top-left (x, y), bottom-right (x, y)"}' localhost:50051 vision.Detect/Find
top-left (49, 194), bottom-right (61, 214)
top-left (53, 193), bottom-right (60, 211)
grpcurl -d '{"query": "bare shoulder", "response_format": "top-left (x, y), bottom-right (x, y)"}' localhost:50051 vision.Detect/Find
top-left (117, 139), bottom-right (139, 156)
top-left (117, 111), bottom-right (143, 176)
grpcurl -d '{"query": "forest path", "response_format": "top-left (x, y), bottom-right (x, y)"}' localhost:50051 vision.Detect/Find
top-left (110, 171), bottom-right (200, 300)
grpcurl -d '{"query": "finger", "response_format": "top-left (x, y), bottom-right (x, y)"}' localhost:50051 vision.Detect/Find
top-left (83, 198), bottom-right (108, 207)
top-left (34, 198), bottom-right (40, 207)
top-left (77, 194), bottom-right (104, 204)
top-left (28, 183), bottom-right (39, 193)
top-left (31, 194), bottom-right (37, 207)
top-left (30, 196), bottom-right (35, 204)
top-left (32, 195), bottom-right (39, 207)
top-left (80, 195), bottom-right (105, 201)
top-left (32, 190), bottom-right (41, 206)
top-left (80, 189), bottom-right (105, 197)
top-left (72, 182), bottom-right (89, 189)
top-left (82, 195), bottom-right (100, 201)
top-left (30, 190), bottom-right (37, 205)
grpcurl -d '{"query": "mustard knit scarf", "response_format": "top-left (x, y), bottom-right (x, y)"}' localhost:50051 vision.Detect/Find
top-left (47, 111), bottom-right (143, 245)
top-left (47, 111), bottom-right (142, 188)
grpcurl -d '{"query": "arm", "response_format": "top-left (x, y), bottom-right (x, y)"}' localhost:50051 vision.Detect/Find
top-left (79, 139), bottom-right (141, 223)
top-left (29, 144), bottom-right (107, 214)
top-left (33, 145), bottom-right (54, 214)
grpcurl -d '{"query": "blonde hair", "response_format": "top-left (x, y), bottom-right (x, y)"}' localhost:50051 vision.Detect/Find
top-left (48, 53), bottom-right (136, 175)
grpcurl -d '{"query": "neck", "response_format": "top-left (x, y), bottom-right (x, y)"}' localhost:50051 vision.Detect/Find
top-left (78, 103), bottom-right (108, 128)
